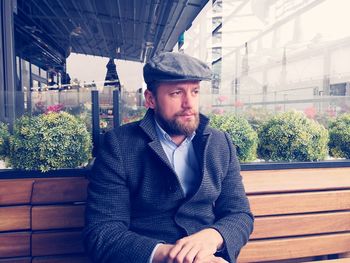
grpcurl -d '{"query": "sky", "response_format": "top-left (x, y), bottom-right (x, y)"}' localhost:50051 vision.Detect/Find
top-left (66, 53), bottom-right (145, 91)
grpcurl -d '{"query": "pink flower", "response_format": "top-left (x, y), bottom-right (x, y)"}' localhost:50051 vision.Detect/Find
top-left (275, 105), bottom-right (282, 111)
top-left (326, 107), bottom-right (336, 117)
top-left (45, 104), bottom-right (65, 114)
top-left (233, 100), bottom-right (244, 108)
top-left (35, 101), bottom-right (46, 112)
top-left (213, 108), bottom-right (225, 115)
top-left (217, 96), bottom-right (228, 103)
top-left (304, 106), bottom-right (317, 119)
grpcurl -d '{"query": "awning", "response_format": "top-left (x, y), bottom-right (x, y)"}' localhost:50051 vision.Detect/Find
top-left (15, 0), bottom-right (208, 69)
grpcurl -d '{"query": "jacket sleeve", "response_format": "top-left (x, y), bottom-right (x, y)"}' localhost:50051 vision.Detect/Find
top-left (211, 132), bottom-right (254, 262)
top-left (83, 131), bottom-right (162, 263)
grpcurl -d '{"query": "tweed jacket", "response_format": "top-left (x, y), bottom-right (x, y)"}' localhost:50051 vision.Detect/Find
top-left (83, 109), bottom-right (254, 263)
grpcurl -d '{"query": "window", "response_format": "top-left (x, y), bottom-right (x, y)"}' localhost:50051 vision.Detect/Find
top-left (184, 0), bottom-right (350, 163)
top-left (31, 64), bottom-right (39, 75)
top-left (212, 0), bottom-right (222, 13)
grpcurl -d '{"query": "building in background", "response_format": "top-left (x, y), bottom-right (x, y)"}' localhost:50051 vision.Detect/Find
top-left (184, 0), bottom-right (350, 115)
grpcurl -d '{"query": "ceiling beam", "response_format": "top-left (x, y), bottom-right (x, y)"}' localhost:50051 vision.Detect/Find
top-left (69, 0), bottom-right (98, 56)
top-left (85, 0), bottom-right (110, 57)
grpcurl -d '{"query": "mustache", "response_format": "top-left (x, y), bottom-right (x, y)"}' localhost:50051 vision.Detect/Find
top-left (175, 111), bottom-right (198, 117)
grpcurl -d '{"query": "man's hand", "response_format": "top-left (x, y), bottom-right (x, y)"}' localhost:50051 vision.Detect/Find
top-left (152, 245), bottom-right (227, 263)
top-left (166, 228), bottom-right (224, 263)
top-left (152, 244), bottom-right (174, 263)
top-left (194, 255), bottom-right (228, 263)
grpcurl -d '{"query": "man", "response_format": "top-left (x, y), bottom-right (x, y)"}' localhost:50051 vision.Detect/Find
top-left (83, 52), bottom-right (254, 263)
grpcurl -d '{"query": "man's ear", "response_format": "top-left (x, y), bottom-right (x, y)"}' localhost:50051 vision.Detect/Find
top-left (144, 89), bottom-right (156, 109)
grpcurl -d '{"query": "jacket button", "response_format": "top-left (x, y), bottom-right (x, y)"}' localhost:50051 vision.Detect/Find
top-left (168, 185), bottom-right (176, 193)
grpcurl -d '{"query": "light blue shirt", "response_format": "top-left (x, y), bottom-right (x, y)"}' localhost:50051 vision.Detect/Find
top-left (149, 119), bottom-right (201, 262)
top-left (154, 119), bottom-right (200, 197)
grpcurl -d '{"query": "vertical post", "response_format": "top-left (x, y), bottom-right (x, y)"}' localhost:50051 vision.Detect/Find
top-left (113, 89), bottom-right (120, 128)
top-left (0, 1), bottom-right (5, 122)
top-left (322, 48), bottom-right (331, 113)
top-left (16, 56), bottom-right (25, 117)
top-left (0, 0), bottom-right (17, 129)
top-left (91, 90), bottom-right (100, 157)
top-left (28, 61), bottom-right (32, 114)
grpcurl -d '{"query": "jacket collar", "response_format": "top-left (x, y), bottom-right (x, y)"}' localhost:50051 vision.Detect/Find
top-left (139, 109), bottom-right (158, 141)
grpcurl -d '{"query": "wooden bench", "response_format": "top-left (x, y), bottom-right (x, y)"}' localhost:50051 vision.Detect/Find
top-left (0, 167), bottom-right (350, 262)
top-left (238, 167), bottom-right (350, 263)
top-left (0, 176), bottom-right (90, 263)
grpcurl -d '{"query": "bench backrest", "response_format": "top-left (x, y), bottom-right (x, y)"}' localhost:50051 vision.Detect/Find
top-left (0, 177), bottom-right (89, 263)
top-left (1, 167), bottom-right (350, 262)
top-left (238, 167), bottom-right (350, 262)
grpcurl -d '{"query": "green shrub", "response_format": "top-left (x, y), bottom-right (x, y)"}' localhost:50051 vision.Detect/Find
top-left (210, 114), bottom-right (258, 162)
top-left (240, 107), bottom-right (273, 131)
top-left (122, 107), bottom-right (147, 124)
top-left (0, 122), bottom-right (10, 159)
top-left (9, 112), bottom-right (92, 172)
top-left (328, 113), bottom-right (350, 158)
top-left (258, 111), bottom-right (329, 162)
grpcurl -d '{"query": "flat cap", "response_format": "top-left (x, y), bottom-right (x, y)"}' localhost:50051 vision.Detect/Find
top-left (143, 52), bottom-right (212, 86)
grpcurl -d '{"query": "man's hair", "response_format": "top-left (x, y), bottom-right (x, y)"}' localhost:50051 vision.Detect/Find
top-left (147, 82), bottom-right (160, 95)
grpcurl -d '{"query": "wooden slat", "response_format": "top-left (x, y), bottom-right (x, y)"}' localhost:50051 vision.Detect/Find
top-left (249, 190), bottom-right (350, 216)
top-left (32, 205), bottom-right (85, 230)
top-left (0, 258), bottom-right (31, 263)
top-left (251, 212), bottom-right (350, 239)
top-left (0, 206), bottom-right (30, 232)
top-left (0, 180), bottom-right (33, 205)
top-left (238, 233), bottom-right (350, 263)
top-left (0, 232), bottom-right (30, 258)
top-left (304, 260), bottom-right (350, 263)
top-left (32, 177), bottom-right (88, 204)
top-left (242, 168), bottom-right (350, 194)
top-left (32, 231), bottom-right (85, 256)
top-left (260, 257), bottom-right (320, 263)
top-left (339, 252), bottom-right (350, 258)
top-left (32, 255), bottom-right (91, 263)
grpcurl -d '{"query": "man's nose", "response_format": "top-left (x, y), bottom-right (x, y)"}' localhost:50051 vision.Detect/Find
top-left (182, 92), bottom-right (195, 108)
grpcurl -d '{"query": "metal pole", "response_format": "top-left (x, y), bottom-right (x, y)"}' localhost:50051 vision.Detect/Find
top-left (1, 0), bottom-right (17, 130)
top-left (91, 90), bottom-right (100, 157)
top-left (113, 89), bottom-right (120, 128)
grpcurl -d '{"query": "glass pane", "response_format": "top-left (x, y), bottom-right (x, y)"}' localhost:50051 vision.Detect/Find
top-left (184, 0), bottom-right (350, 162)
top-left (31, 64), bottom-right (39, 75)
top-left (40, 69), bottom-right (47, 79)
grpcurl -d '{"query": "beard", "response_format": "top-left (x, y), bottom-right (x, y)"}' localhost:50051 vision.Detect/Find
top-left (154, 108), bottom-right (200, 137)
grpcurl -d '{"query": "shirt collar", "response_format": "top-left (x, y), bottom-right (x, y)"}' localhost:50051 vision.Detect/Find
top-left (154, 118), bottom-right (196, 145)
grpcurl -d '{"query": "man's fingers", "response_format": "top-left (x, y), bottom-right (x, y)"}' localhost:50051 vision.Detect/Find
top-left (193, 249), bottom-right (211, 263)
top-left (182, 245), bottom-right (201, 263)
top-left (167, 241), bottom-right (185, 263)
top-left (194, 255), bottom-right (228, 263)
top-left (171, 243), bottom-right (195, 263)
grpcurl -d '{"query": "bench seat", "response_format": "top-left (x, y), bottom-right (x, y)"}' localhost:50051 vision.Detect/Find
top-left (1, 167), bottom-right (350, 262)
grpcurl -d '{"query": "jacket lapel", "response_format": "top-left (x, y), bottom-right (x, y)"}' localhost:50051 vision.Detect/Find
top-left (192, 114), bottom-right (211, 176)
top-left (139, 109), bottom-right (174, 171)
top-left (190, 114), bottom-right (211, 198)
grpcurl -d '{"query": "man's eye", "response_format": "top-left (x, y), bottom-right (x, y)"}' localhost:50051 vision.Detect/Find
top-left (193, 89), bottom-right (200, 94)
top-left (171, 91), bottom-right (182, 96)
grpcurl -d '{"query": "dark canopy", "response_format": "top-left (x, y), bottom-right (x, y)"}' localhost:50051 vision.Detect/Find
top-left (15, 0), bottom-right (208, 70)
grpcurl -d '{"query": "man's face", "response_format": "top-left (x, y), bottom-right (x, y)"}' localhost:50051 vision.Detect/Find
top-left (145, 81), bottom-right (200, 137)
